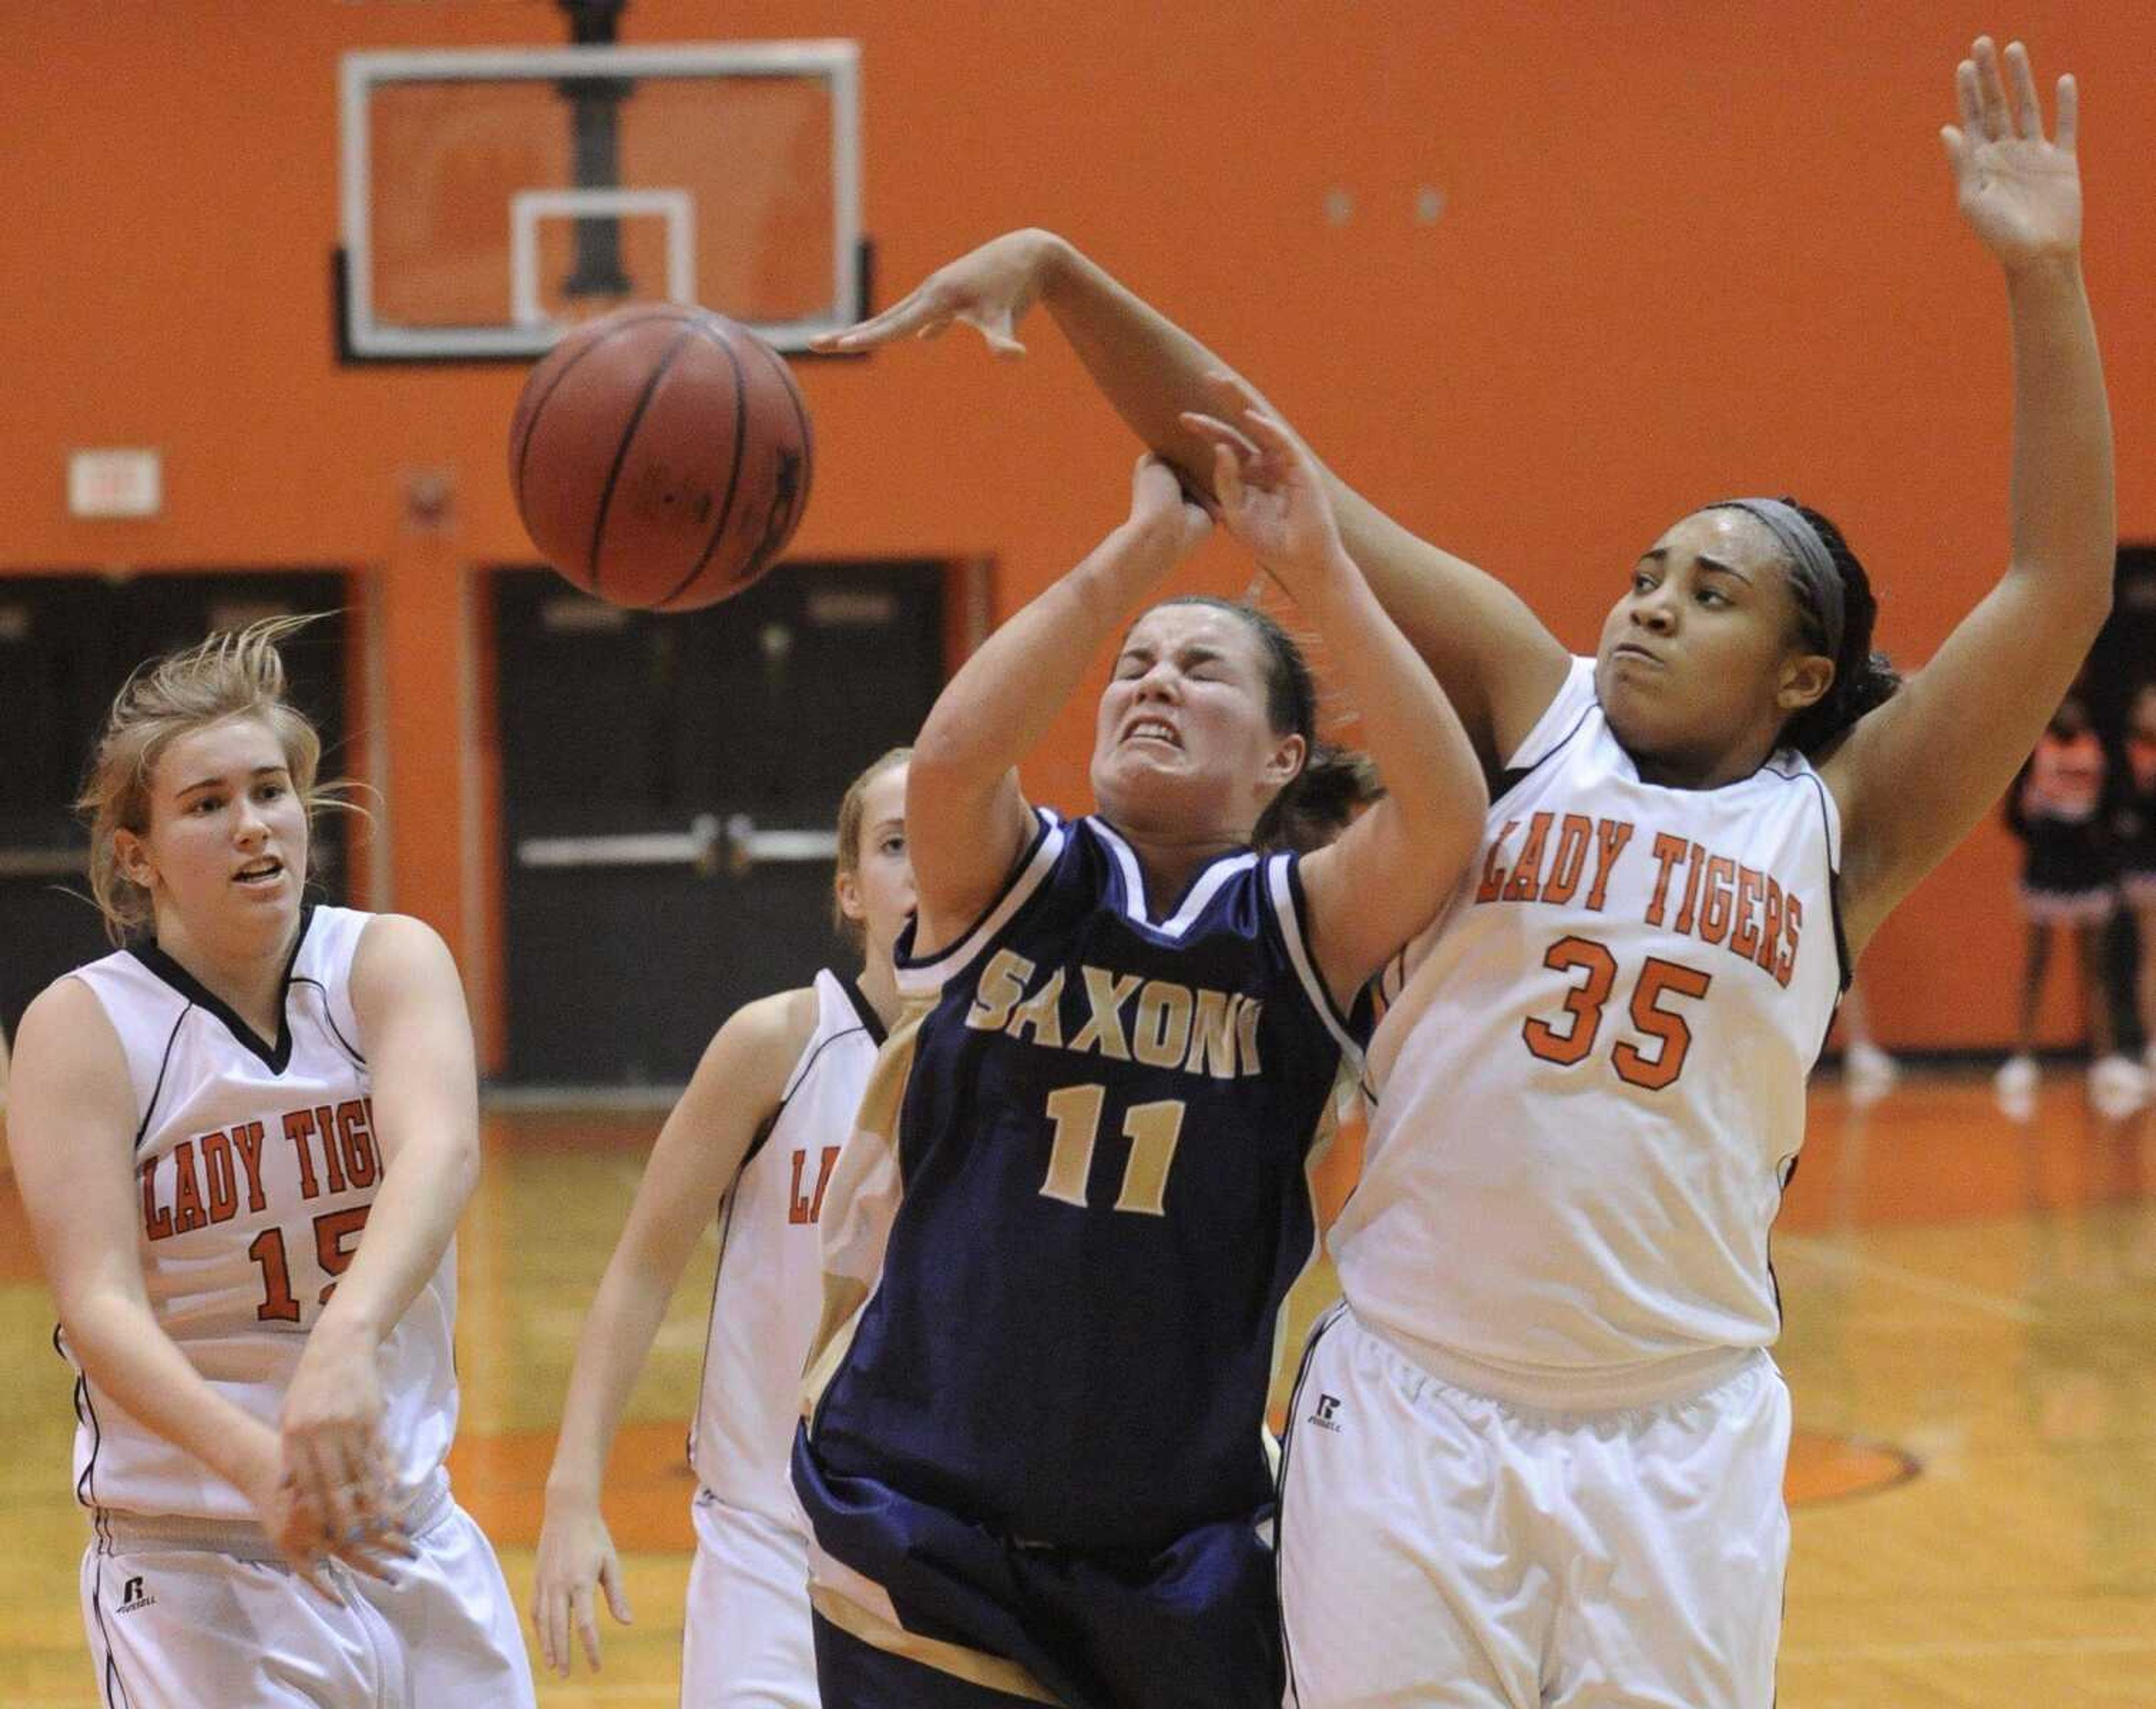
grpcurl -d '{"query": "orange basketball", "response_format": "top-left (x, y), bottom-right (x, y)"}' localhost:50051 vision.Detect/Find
top-left (508, 305), bottom-right (813, 610)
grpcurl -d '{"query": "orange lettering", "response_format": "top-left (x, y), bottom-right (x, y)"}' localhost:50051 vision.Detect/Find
top-left (1773, 893), bottom-right (1804, 988)
top-left (1583, 820), bottom-right (1635, 912)
top-left (335, 1100), bottom-right (378, 1190)
top-left (200, 1130), bottom-right (239, 1223)
top-left (1643, 832), bottom-right (1688, 927)
top-left (141, 1159), bottom-right (173, 1241)
top-left (1730, 867), bottom-right (1764, 959)
top-left (1698, 856), bottom-right (1737, 946)
top-left (284, 1109), bottom-right (322, 1199)
top-left (1501, 813), bottom-right (1552, 902)
top-left (1475, 820), bottom-right (1520, 904)
top-left (1541, 814), bottom-right (1595, 905)
top-left (170, 1141), bottom-right (207, 1234)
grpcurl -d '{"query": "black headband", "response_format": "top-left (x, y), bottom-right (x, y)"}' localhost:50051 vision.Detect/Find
top-left (1709, 499), bottom-right (1846, 662)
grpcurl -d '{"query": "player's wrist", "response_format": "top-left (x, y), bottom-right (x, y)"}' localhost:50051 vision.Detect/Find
top-left (543, 1465), bottom-right (604, 1506)
top-left (1029, 230), bottom-right (1077, 303)
top-left (309, 1297), bottom-right (390, 1353)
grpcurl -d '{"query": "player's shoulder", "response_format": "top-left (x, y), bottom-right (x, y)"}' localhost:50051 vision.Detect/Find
top-left (13, 974), bottom-right (128, 1091)
top-left (701, 984), bottom-right (821, 1090)
top-left (346, 911), bottom-right (463, 1010)
top-left (351, 910), bottom-right (448, 962)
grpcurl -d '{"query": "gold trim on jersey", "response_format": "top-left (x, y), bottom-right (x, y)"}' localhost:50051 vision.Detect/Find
top-left (1267, 1058), bottom-right (1351, 1438)
top-left (801, 999), bottom-right (930, 1420)
top-left (807, 1583), bottom-right (1066, 1705)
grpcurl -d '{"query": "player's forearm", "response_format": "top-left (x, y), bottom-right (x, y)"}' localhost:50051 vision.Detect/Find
top-left (1038, 236), bottom-right (1244, 493)
top-left (65, 1290), bottom-right (276, 1493)
top-left (543, 1258), bottom-right (678, 1499)
top-left (913, 518), bottom-right (1186, 790)
top-left (1295, 549), bottom-right (1486, 848)
top-left (2002, 257), bottom-right (2113, 618)
top-left (1039, 235), bottom-right (1559, 762)
top-left (313, 1121), bottom-right (476, 1349)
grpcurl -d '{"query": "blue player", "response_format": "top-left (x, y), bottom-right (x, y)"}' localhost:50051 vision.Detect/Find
top-left (792, 415), bottom-right (1487, 1707)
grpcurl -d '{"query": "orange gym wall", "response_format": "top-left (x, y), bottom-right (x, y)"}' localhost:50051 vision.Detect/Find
top-left (2, 3), bottom-right (2151, 1063)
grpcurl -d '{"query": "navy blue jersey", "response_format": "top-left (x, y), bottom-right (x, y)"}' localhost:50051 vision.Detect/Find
top-left (801, 810), bottom-right (1366, 1555)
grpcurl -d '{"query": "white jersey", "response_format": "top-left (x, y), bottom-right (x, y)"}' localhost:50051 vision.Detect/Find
top-left (690, 969), bottom-right (883, 1523)
top-left (63, 905), bottom-right (459, 1522)
top-left (1336, 658), bottom-right (1844, 1410)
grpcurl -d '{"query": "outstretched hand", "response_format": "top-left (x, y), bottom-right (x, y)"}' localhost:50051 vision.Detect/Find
top-left (809, 230), bottom-right (1054, 358)
top-left (1179, 375), bottom-right (1345, 591)
top-left (1942, 37), bottom-right (2080, 270)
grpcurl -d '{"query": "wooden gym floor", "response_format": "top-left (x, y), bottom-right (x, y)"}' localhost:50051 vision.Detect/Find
top-left (2, 1070), bottom-right (2152, 1707)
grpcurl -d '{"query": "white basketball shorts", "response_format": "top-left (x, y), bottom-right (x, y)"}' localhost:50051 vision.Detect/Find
top-left (80, 1477), bottom-right (535, 1709)
top-left (680, 1487), bottom-right (820, 1708)
top-left (1278, 1305), bottom-right (1790, 1708)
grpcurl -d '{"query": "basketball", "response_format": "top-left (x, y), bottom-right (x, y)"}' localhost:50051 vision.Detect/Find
top-left (508, 304), bottom-right (814, 611)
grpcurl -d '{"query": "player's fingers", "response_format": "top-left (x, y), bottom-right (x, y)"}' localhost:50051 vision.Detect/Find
top-left (1972, 38), bottom-right (2010, 139)
top-left (1212, 442), bottom-right (1247, 518)
top-left (1234, 406), bottom-right (1302, 467)
top-left (600, 1550), bottom-right (634, 1626)
top-left (330, 1533), bottom-right (403, 1586)
top-left (573, 1582), bottom-right (604, 1672)
top-left (291, 1550), bottom-right (338, 1602)
top-left (2004, 40), bottom-right (2043, 140)
top-left (2055, 74), bottom-right (2078, 152)
top-left (969, 309), bottom-right (1029, 359)
top-left (1954, 60), bottom-right (1983, 140)
top-left (814, 289), bottom-right (933, 351)
top-left (1177, 410), bottom-right (1260, 463)
top-left (316, 1433), bottom-right (369, 1545)
top-left (537, 1584), bottom-right (567, 1676)
top-left (1939, 125), bottom-right (1970, 179)
top-left (286, 1433), bottom-right (354, 1544)
top-left (1203, 368), bottom-right (1263, 412)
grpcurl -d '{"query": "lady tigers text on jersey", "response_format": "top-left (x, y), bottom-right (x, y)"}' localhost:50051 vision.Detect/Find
top-left (1471, 811), bottom-right (1807, 986)
top-left (140, 1098), bottom-right (378, 1244)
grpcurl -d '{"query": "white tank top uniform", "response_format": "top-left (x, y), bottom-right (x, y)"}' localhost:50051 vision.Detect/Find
top-left (680, 968), bottom-right (885, 1709)
top-left (66, 904), bottom-right (532, 1709)
top-left (1280, 659), bottom-right (1844, 1709)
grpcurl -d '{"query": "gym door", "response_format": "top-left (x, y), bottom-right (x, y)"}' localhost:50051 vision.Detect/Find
top-left (493, 562), bottom-right (947, 1086)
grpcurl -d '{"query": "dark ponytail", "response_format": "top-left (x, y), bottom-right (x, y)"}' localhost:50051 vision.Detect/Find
top-left (1778, 501), bottom-right (1901, 757)
top-left (1150, 595), bottom-right (1383, 852)
top-left (1259, 744), bottom-right (1386, 853)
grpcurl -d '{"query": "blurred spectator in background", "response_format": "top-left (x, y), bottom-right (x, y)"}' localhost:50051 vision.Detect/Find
top-left (1997, 688), bottom-right (2145, 1117)
top-left (2115, 682), bottom-right (2156, 1081)
top-left (1837, 977), bottom-right (1900, 1105)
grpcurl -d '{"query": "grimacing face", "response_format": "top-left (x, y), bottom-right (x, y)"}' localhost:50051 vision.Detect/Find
top-left (1593, 509), bottom-right (1834, 780)
top-left (1089, 602), bottom-right (1304, 840)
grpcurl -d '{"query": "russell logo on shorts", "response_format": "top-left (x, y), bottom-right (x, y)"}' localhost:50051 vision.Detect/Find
top-left (1308, 1393), bottom-right (1345, 1433)
top-left (116, 1575), bottom-right (157, 1614)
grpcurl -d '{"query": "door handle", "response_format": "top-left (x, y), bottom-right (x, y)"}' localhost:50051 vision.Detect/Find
top-left (514, 815), bottom-right (837, 877)
top-left (0, 847), bottom-right (87, 880)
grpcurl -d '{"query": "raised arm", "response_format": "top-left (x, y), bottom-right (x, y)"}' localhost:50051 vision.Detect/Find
top-left (1185, 383), bottom-right (1488, 1004)
top-left (1828, 38), bottom-right (2113, 954)
top-left (816, 234), bottom-right (1570, 772)
top-left (907, 456), bottom-right (1211, 954)
top-left (278, 914), bottom-right (482, 1544)
top-left (532, 987), bottom-right (810, 1678)
top-left (9, 980), bottom-right (342, 1585)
